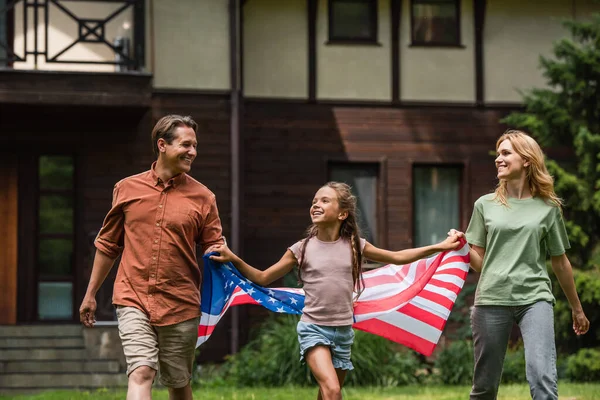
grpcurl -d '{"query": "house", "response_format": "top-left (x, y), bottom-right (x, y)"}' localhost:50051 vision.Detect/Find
top-left (0, 0), bottom-right (596, 392)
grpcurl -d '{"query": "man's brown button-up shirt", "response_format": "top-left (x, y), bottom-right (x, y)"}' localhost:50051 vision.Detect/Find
top-left (95, 164), bottom-right (224, 326)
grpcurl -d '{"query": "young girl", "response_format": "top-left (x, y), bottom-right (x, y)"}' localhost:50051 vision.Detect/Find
top-left (208, 181), bottom-right (460, 400)
top-left (450, 130), bottom-right (590, 399)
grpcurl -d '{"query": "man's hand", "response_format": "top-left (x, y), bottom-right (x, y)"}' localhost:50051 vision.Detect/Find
top-left (79, 295), bottom-right (97, 328)
top-left (573, 309), bottom-right (590, 336)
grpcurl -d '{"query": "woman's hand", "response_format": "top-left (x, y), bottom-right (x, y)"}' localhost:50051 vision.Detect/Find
top-left (572, 309), bottom-right (590, 336)
top-left (207, 244), bottom-right (238, 263)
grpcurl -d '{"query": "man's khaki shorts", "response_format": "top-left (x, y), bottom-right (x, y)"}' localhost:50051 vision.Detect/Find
top-left (116, 306), bottom-right (200, 388)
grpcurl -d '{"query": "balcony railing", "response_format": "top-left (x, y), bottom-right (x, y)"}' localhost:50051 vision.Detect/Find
top-left (0, 0), bottom-right (145, 72)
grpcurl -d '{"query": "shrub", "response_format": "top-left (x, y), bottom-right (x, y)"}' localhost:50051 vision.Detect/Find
top-left (219, 314), bottom-right (425, 387)
top-left (566, 348), bottom-right (600, 382)
top-left (434, 340), bottom-right (473, 385)
top-left (347, 329), bottom-right (424, 387)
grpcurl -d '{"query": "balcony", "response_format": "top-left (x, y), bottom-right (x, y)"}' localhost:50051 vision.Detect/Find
top-left (0, 0), bottom-right (151, 107)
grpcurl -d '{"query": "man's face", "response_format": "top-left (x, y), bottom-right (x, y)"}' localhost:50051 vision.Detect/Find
top-left (160, 125), bottom-right (197, 175)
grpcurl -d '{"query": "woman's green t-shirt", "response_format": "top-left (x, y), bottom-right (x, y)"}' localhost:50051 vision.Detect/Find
top-left (465, 193), bottom-right (570, 306)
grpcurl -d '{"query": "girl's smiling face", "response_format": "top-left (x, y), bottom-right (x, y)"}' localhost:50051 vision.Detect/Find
top-left (495, 139), bottom-right (529, 180)
top-left (310, 186), bottom-right (347, 225)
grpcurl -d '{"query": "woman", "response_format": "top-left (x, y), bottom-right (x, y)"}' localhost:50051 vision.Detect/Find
top-left (452, 130), bottom-right (589, 400)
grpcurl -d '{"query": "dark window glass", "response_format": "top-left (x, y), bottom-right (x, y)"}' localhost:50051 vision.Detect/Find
top-left (39, 195), bottom-right (74, 234)
top-left (413, 166), bottom-right (461, 247)
top-left (329, 0), bottom-right (377, 42)
top-left (37, 155), bottom-right (75, 319)
top-left (39, 156), bottom-right (74, 190)
top-left (412, 0), bottom-right (459, 45)
top-left (329, 163), bottom-right (379, 245)
top-left (39, 238), bottom-right (73, 275)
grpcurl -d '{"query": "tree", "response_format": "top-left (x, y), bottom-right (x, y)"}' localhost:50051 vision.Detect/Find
top-left (503, 14), bottom-right (600, 349)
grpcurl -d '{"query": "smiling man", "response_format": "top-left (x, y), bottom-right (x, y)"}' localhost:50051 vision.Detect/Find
top-left (79, 115), bottom-right (224, 400)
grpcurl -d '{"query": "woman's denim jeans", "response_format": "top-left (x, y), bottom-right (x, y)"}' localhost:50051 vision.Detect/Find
top-left (470, 301), bottom-right (558, 400)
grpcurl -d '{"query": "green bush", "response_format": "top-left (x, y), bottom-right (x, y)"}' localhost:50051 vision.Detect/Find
top-left (434, 340), bottom-right (473, 385)
top-left (219, 314), bottom-right (425, 387)
top-left (501, 343), bottom-right (526, 384)
top-left (566, 348), bottom-right (600, 382)
top-left (346, 330), bottom-right (424, 387)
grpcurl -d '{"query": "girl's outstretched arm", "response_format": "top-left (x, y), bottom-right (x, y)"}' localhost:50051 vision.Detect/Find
top-left (207, 244), bottom-right (296, 287)
top-left (363, 234), bottom-right (460, 266)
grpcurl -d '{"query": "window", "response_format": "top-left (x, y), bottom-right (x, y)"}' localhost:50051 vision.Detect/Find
top-left (411, 0), bottom-right (460, 46)
top-left (329, 162), bottom-right (379, 245)
top-left (37, 155), bottom-right (75, 320)
top-left (328, 0), bottom-right (378, 43)
top-left (413, 166), bottom-right (461, 247)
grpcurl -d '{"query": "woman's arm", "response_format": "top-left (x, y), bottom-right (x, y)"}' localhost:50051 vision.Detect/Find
top-left (469, 245), bottom-right (485, 273)
top-left (551, 253), bottom-right (590, 336)
top-left (208, 244), bottom-right (296, 286)
top-left (363, 234), bottom-right (460, 265)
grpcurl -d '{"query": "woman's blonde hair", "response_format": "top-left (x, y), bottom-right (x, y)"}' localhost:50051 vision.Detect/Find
top-left (494, 130), bottom-right (562, 209)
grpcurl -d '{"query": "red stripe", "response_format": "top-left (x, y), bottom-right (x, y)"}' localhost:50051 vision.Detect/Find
top-left (353, 318), bottom-right (435, 356)
top-left (198, 324), bottom-right (216, 337)
top-left (398, 303), bottom-right (446, 330)
top-left (427, 278), bottom-right (463, 294)
top-left (418, 290), bottom-right (454, 310)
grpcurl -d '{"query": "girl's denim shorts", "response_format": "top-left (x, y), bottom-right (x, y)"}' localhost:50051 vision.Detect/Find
top-left (296, 320), bottom-right (354, 370)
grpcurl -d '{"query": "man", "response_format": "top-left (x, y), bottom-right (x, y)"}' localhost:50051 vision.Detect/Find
top-left (79, 115), bottom-right (224, 400)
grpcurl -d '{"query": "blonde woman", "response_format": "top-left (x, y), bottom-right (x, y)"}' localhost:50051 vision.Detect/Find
top-left (451, 130), bottom-right (589, 400)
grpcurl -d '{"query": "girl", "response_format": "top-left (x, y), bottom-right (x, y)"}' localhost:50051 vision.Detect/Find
top-left (450, 130), bottom-right (589, 400)
top-left (208, 181), bottom-right (460, 400)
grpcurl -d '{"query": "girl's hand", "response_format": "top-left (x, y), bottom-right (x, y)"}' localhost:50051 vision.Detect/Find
top-left (208, 244), bottom-right (237, 263)
top-left (447, 228), bottom-right (465, 239)
top-left (439, 234), bottom-right (461, 251)
top-left (572, 309), bottom-right (590, 336)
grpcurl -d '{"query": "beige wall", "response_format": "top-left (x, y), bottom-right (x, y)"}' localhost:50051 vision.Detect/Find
top-left (400, 0), bottom-right (475, 102)
top-left (14, 1), bottom-right (134, 72)
top-left (484, 0), bottom-right (574, 103)
top-left (152, 0), bottom-right (229, 90)
top-left (317, 0), bottom-right (391, 101)
top-left (243, 0), bottom-right (307, 98)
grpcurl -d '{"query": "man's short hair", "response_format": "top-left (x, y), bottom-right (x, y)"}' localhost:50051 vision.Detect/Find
top-left (151, 115), bottom-right (198, 157)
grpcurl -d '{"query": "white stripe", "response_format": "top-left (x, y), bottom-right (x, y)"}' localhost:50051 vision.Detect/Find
top-left (359, 281), bottom-right (414, 301)
top-left (353, 300), bottom-right (411, 322)
top-left (375, 311), bottom-right (440, 343)
top-left (437, 261), bottom-right (469, 272)
top-left (410, 296), bottom-right (451, 319)
top-left (431, 274), bottom-right (465, 287)
top-left (424, 284), bottom-right (458, 301)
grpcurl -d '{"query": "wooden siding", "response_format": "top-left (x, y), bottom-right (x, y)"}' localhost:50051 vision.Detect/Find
top-left (0, 153), bottom-right (18, 324)
top-left (242, 102), bottom-right (510, 268)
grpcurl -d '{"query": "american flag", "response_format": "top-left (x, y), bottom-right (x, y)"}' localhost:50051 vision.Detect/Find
top-left (197, 240), bottom-right (470, 356)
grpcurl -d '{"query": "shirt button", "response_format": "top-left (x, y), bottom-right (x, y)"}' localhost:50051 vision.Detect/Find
top-left (156, 223), bottom-right (160, 227)
top-left (154, 240), bottom-right (158, 243)
top-left (149, 294), bottom-right (153, 297)
top-left (159, 205), bottom-right (163, 208)
top-left (152, 256), bottom-right (156, 260)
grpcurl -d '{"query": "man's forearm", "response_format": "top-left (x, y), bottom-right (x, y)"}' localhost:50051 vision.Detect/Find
top-left (84, 249), bottom-right (117, 297)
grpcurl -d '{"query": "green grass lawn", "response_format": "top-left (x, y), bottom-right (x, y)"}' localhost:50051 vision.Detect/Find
top-left (2, 383), bottom-right (599, 400)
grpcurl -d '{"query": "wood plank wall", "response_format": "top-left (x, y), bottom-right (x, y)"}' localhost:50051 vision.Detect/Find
top-left (0, 153), bottom-right (18, 324)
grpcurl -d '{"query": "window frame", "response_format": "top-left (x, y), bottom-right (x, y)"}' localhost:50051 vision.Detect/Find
top-left (327, 0), bottom-right (379, 45)
top-left (411, 163), bottom-right (464, 248)
top-left (410, 0), bottom-right (462, 48)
